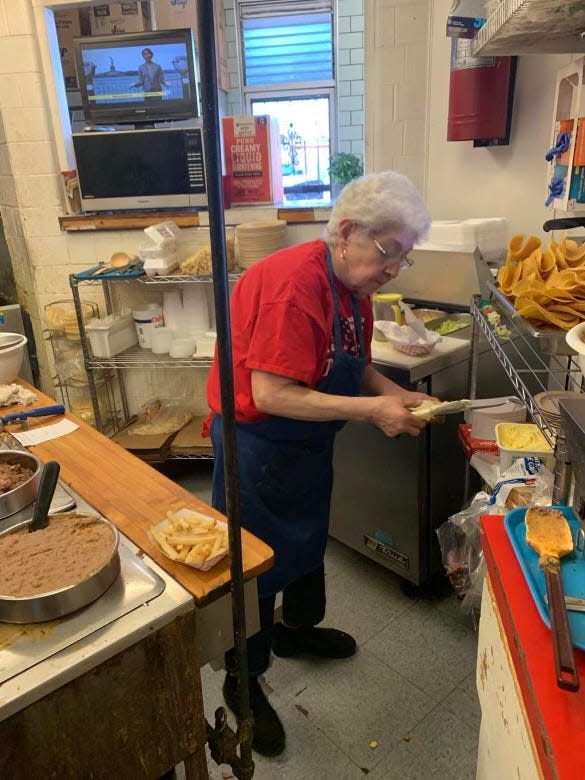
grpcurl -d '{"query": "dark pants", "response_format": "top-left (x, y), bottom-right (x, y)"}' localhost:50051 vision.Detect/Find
top-left (226, 564), bottom-right (326, 677)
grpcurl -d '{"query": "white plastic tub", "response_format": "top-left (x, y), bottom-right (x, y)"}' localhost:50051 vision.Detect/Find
top-left (495, 423), bottom-right (555, 471)
top-left (86, 315), bottom-right (138, 358)
top-left (132, 304), bottom-right (164, 349)
top-left (0, 334), bottom-right (27, 383)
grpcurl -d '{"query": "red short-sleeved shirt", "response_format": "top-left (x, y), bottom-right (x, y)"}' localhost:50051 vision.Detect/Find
top-left (205, 239), bottom-right (373, 424)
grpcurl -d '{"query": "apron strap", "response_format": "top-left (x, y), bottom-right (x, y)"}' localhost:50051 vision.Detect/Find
top-left (325, 246), bottom-right (365, 356)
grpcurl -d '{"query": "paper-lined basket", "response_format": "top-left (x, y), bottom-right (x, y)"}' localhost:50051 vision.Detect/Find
top-left (149, 507), bottom-right (229, 571)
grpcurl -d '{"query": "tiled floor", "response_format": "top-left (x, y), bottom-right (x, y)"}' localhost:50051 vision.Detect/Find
top-left (164, 461), bottom-right (481, 780)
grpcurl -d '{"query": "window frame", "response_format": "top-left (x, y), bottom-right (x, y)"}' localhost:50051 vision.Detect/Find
top-left (235, 1), bottom-right (338, 199)
top-left (244, 86), bottom-right (337, 155)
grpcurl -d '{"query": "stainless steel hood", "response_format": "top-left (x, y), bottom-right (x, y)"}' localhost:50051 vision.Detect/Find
top-left (377, 248), bottom-right (493, 309)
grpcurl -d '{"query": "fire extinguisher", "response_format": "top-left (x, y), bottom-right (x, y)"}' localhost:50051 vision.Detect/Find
top-left (447, 38), bottom-right (517, 146)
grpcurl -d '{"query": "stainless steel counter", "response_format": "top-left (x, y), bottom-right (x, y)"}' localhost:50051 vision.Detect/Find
top-left (329, 326), bottom-right (551, 587)
top-left (0, 487), bottom-right (193, 722)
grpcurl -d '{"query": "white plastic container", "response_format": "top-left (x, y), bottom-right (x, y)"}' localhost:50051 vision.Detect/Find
top-left (132, 304), bottom-right (164, 349)
top-left (86, 315), bottom-right (138, 358)
top-left (495, 423), bottom-right (555, 471)
top-left (143, 252), bottom-right (179, 277)
top-left (195, 331), bottom-right (216, 358)
top-left (169, 337), bottom-right (196, 358)
top-left (151, 327), bottom-right (173, 355)
top-left (0, 333), bottom-right (27, 383)
top-left (464, 397), bottom-right (526, 440)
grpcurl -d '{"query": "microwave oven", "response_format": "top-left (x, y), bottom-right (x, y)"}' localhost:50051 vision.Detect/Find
top-left (72, 127), bottom-right (207, 212)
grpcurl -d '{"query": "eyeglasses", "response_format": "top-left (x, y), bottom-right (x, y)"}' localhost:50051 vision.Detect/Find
top-left (372, 238), bottom-right (414, 272)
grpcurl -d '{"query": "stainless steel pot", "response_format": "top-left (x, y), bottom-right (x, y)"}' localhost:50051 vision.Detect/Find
top-left (0, 450), bottom-right (42, 520)
top-left (0, 514), bottom-right (120, 623)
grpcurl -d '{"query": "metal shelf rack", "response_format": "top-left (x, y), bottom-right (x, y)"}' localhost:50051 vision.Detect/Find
top-left (70, 272), bottom-right (218, 462)
top-left (469, 286), bottom-right (583, 448)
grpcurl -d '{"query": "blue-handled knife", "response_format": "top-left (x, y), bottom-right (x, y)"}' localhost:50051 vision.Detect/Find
top-left (0, 404), bottom-right (65, 428)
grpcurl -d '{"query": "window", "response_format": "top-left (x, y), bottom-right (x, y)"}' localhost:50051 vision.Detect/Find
top-left (236, 1), bottom-right (336, 202)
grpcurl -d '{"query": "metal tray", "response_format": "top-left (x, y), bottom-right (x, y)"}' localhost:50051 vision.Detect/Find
top-left (505, 505), bottom-right (585, 650)
top-left (486, 281), bottom-right (574, 354)
top-left (0, 539), bottom-right (166, 684)
top-left (425, 313), bottom-right (472, 335)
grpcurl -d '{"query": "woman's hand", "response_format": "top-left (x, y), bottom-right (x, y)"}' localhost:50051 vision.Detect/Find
top-left (368, 395), bottom-right (428, 437)
top-left (398, 390), bottom-right (440, 411)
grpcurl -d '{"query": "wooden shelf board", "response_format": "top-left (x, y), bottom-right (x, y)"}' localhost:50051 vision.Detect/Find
top-left (59, 206), bottom-right (330, 232)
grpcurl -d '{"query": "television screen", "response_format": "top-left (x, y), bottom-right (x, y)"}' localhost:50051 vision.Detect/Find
top-left (74, 29), bottom-right (198, 124)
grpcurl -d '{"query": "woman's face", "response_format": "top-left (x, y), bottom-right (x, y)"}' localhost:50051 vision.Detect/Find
top-left (142, 49), bottom-right (153, 61)
top-left (337, 223), bottom-right (418, 299)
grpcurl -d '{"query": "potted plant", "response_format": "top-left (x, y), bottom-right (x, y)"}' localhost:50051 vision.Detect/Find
top-left (329, 152), bottom-right (363, 200)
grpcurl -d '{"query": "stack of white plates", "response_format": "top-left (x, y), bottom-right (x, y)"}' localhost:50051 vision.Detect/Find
top-left (533, 390), bottom-right (583, 431)
top-left (235, 220), bottom-right (288, 269)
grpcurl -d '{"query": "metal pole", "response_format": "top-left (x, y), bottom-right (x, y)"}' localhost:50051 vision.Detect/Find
top-left (196, 3), bottom-right (254, 777)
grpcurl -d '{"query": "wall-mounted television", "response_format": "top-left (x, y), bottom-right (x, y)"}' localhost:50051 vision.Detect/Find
top-left (74, 28), bottom-right (198, 125)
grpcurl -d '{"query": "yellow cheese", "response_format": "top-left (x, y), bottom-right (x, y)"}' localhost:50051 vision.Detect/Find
top-left (497, 423), bottom-right (550, 451)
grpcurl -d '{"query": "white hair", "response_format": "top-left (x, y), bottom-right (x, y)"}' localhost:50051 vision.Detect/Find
top-left (323, 170), bottom-right (431, 248)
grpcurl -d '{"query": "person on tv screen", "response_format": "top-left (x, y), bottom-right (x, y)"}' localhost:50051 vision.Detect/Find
top-left (132, 48), bottom-right (167, 102)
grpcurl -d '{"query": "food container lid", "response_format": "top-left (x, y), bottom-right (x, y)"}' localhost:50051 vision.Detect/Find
top-left (85, 314), bottom-right (134, 332)
top-left (373, 293), bottom-right (403, 302)
top-left (144, 221), bottom-right (181, 246)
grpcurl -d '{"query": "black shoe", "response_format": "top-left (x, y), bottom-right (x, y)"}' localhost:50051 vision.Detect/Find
top-left (272, 622), bottom-right (357, 659)
top-left (222, 673), bottom-right (286, 757)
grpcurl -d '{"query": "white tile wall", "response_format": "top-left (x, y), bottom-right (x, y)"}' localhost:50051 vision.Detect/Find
top-left (365, 0), bottom-right (430, 186)
top-left (0, 75), bottom-right (23, 107)
top-left (0, 174), bottom-right (17, 206)
top-left (396, 3), bottom-right (429, 45)
top-left (1, 0), bottom-right (33, 36)
top-left (20, 206), bottom-right (63, 238)
top-left (0, 36), bottom-right (38, 74)
top-left (15, 174), bottom-right (63, 208)
top-left (8, 141), bottom-right (58, 176)
top-left (338, 0), bottom-right (364, 160)
top-left (3, 108), bottom-right (53, 143)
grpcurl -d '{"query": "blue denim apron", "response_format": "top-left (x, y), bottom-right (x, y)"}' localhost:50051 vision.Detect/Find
top-left (211, 248), bottom-right (367, 598)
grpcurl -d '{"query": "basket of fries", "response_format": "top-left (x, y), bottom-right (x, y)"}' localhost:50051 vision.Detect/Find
top-left (150, 507), bottom-right (229, 570)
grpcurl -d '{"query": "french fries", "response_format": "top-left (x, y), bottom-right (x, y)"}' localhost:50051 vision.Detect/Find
top-left (152, 508), bottom-right (229, 568)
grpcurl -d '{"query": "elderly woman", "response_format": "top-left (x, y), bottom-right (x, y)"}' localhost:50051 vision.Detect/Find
top-left (205, 169), bottom-right (436, 757)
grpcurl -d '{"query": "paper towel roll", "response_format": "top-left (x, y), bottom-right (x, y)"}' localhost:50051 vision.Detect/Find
top-left (182, 285), bottom-right (210, 337)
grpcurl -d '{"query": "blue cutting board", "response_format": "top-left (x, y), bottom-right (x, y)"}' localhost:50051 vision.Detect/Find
top-left (74, 264), bottom-right (145, 280)
top-left (505, 505), bottom-right (585, 651)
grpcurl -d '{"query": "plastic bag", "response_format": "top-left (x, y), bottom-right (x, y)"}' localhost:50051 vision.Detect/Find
top-left (129, 398), bottom-right (192, 435)
top-left (436, 491), bottom-right (490, 597)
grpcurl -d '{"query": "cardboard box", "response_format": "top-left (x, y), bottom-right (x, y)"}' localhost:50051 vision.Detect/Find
top-left (54, 9), bottom-right (81, 90)
top-left (89, 2), bottom-right (150, 35)
top-left (153, 0), bottom-right (229, 92)
top-left (573, 116), bottom-right (585, 166)
top-left (223, 115), bottom-right (284, 205)
top-left (153, 0), bottom-right (196, 30)
top-left (446, 0), bottom-right (487, 38)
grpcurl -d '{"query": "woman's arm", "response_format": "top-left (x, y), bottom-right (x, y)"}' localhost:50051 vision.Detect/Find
top-left (251, 370), bottom-right (427, 437)
top-left (360, 363), bottom-right (439, 406)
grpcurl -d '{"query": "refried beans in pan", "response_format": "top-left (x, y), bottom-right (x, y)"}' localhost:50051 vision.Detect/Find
top-left (0, 461), bottom-right (35, 494)
top-left (0, 513), bottom-right (116, 597)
